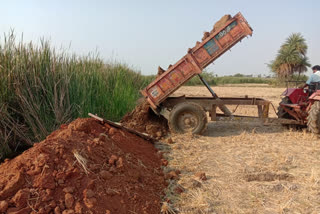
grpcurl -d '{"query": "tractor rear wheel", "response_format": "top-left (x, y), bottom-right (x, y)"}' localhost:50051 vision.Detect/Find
top-left (277, 97), bottom-right (294, 119)
top-left (169, 102), bottom-right (207, 134)
top-left (307, 101), bottom-right (320, 134)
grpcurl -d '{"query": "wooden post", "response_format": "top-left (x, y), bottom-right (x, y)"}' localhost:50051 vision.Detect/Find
top-left (211, 105), bottom-right (217, 121)
top-left (257, 105), bottom-right (263, 118)
top-left (262, 104), bottom-right (269, 118)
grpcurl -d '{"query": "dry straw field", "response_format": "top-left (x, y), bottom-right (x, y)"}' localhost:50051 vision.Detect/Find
top-left (161, 85), bottom-right (320, 214)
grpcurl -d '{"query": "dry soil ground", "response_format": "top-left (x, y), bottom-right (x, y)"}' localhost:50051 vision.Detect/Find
top-left (161, 85), bottom-right (320, 214)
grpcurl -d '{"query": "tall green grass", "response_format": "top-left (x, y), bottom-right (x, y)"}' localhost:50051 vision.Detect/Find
top-left (0, 32), bottom-right (148, 160)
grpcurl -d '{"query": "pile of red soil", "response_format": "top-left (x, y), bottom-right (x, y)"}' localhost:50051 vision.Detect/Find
top-left (0, 118), bottom-right (166, 214)
top-left (121, 101), bottom-right (169, 139)
top-left (212, 14), bottom-right (231, 32)
top-left (201, 14), bottom-right (232, 41)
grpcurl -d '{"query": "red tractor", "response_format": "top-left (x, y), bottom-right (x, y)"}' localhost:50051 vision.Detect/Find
top-left (278, 82), bottom-right (320, 133)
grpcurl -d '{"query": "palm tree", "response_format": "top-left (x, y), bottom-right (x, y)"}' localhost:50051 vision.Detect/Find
top-left (269, 33), bottom-right (310, 78)
top-left (281, 33), bottom-right (308, 55)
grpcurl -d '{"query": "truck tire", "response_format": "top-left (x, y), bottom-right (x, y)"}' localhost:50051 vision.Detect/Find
top-left (307, 101), bottom-right (320, 134)
top-left (169, 102), bottom-right (207, 134)
top-left (277, 97), bottom-right (294, 119)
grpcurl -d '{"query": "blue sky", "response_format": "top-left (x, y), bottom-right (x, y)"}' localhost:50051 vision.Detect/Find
top-left (1, 0), bottom-right (319, 76)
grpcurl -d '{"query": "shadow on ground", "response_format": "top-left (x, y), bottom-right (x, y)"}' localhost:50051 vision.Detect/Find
top-left (204, 121), bottom-right (305, 137)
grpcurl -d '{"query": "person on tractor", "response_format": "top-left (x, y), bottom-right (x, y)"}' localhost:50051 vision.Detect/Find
top-left (301, 65), bottom-right (320, 90)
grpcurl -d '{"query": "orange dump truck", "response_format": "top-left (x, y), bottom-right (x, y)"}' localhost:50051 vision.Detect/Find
top-left (141, 13), bottom-right (272, 134)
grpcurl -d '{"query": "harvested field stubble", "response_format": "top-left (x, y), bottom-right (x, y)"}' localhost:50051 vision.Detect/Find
top-left (161, 85), bottom-right (320, 213)
top-left (0, 118), bottom-right (166, 214)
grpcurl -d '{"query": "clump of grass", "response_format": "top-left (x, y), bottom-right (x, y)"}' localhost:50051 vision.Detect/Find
top-left (161, 202), bottom-right (176, 214)
top-left (73, 150), bottom-right (89, 175)
top-left (0, 31), bottom-right (149, 160)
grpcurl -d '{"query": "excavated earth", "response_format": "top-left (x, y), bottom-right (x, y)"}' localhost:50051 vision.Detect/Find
top-left (0, 118), bottom-right (166, 214)
top-left (121, 101), bottom-right (169, 139)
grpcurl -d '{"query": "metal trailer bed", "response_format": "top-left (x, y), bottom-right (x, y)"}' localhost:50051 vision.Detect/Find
top-left (141, 12), bottom-right (253, 110)
top-left (141, 12), bottom-right (300, 134)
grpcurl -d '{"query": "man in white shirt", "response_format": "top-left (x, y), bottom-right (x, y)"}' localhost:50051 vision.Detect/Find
top-left (301, 65), bottom-right (320, 89)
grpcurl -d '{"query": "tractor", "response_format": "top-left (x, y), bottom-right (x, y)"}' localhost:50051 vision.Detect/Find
top-left (277, 82), bottom-right (320, 133)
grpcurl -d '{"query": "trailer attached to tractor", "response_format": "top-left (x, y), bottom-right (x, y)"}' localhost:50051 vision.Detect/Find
top-left (140, 13), bottom-right (270, 134)
top-left (141, 12), bottom-right (315, 135)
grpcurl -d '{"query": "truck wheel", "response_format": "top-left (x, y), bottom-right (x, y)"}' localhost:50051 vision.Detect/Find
top-left (277, 97), bottom-right (293, 119)
top-left (169, 102), bottom-right (207, 134)
top-left (307, 101), bottom-right (320, 134)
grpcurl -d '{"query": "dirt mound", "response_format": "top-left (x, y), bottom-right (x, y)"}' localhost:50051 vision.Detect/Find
top-left (121, 101), bottom-right (169, 139)
top-left (202, 31), bottom-right (211, 41)
top-left (212, 14), bottom-right (231, 33)
top-left (0, 118), bottom-right (166, 214)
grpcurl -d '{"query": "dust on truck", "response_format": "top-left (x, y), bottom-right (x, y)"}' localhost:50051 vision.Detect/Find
top-left (141, 13), bottom-right (270, 134)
